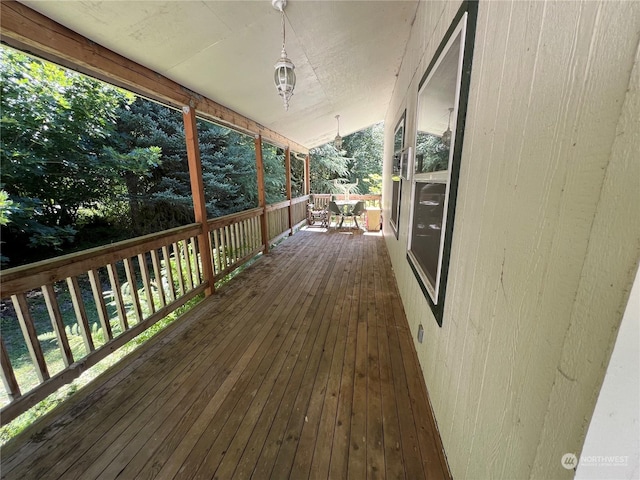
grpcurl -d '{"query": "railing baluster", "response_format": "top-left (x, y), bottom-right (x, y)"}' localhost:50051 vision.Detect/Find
top-left (218, 228), bottom-right (227, 269)
top-left (150, 249), bottom-right (166, 308)
top-left (240, 221), bottom-right (246, 259)
top-left (212, 229), bottom-right (221, 276)
top-left (225, 226), bottom-right (232, 266)
top-left (11, 293), bottom-right (50, 382)
top-left (236, 222), bottom-right (242, 261)
top-left (182, 239), bottom-right (194, 291)
top-left (0, 337), bottom-right (21, 401)
top-left (190, 237), bottom-right (201, 285)
top-left (234, 224), bottom-right (239, 263)
top-left (65, 277), bottom-right (95, 355)
top-left (137, 252), bottom-right (155, 315)
top-left (161, 245), bottom-right (176, 302)
top-left (173, 242), bottom-right (185, 297)
top-left (123, 257), bottom-right (143, 325)
top-left (106, 262), bottom-right (129, 333)
top-left (253, 216), bottom-right (258, 249)
top-left (240, 221), bottom-right (246, 258)
top-left (230, 223), bottom-right (237, 265)
top-left (252, 217), bottom-right (257, 251)
top-left (87, 269), bottom-right (113, 341)
top-left (41, 283), bottom-right (74, 366)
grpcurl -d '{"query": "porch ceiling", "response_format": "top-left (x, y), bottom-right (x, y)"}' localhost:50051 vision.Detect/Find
top-left (20, 0), bottom-right (418, 149)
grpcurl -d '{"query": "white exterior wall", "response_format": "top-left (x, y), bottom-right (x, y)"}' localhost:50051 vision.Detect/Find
top-left (382, 1), bottom-right (640, 479)
top-left (575, 268), bottom-right (640, 480)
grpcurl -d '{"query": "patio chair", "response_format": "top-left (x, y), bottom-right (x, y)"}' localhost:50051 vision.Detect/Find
top-left (307, 202), bottom-right (329, 227)
top-left (341, 200), bottom-right (365, 229)
top-left (328, 201), bottom-right (344, 229)
top-left (350, 201), bottom-right (366, 229)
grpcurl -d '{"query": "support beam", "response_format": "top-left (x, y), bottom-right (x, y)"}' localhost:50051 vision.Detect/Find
top-left (305, 154), bottom-right (311, 195)
top-left (183, 106), bottom-right (214, 296)
top-left (0, 1), bottom-right (308, 155)
top-left (285, 147), bottom-right (293, 236)
top-left (255, 136), bottom-right (269, 254)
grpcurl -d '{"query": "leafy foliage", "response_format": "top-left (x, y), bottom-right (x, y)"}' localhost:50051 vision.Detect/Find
top-left (0, 48), bottom-right (160, 261)
top-left (308, 144), bottom-right (349, 194)
top-left (0, 45), bottom-right (384, 267)
top-left (415, 131), bottom-right (449, 172)
top-left (0, 47), bottom-right (260, 265)
top-left (261, 142), bottom-right (287, 204)
top-left (106, 99), bottom-right (260, 235)
top-left (309, 123), bottom-right (383, 194)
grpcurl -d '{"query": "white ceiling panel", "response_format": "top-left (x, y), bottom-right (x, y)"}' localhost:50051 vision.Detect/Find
top-left (20, 0), bottom-right (418, 148)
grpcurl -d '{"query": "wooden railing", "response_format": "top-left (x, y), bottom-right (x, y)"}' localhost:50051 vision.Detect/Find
top-left (291, 196), bottom-right (309, 226)
top-left (0, 223), bottom-right (206, 424)
top-left (310, 194), bottom-right (382, 210)
top-left (0, 193), bottom-right (372, 424)
top-left (207, 207), bottom-right (264, 280)
top-left (266, 195), bottom-right (310, 244)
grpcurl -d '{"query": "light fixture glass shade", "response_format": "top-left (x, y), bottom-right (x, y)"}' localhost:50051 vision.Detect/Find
top-left (274, 50), bottom-right (296, 111)
top-left (334, 114), bottom-right (343, 149)
top-left (442, 107), bottom-right (454, 147)
top-left (441, 127), bottom-right (452, 147)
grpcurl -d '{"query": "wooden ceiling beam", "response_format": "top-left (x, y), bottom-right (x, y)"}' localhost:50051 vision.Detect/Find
top-left (0, 1), bottom-right (308, 154)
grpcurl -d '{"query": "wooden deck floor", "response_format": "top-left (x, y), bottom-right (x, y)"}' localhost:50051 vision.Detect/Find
top-left (1, 229), bottom-right (449, 480)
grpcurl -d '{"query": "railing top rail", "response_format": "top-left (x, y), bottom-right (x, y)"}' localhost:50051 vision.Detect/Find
top-left (291, 195), bottom-right (311, 205)
top-left (310, 193), bottom-right (381, 198)
top-left (207, 207), bottom-right (264, 230)
top-left (265, 199), bottom-right (291, 212)
top-left (0, 223), bottom-right (202, 298)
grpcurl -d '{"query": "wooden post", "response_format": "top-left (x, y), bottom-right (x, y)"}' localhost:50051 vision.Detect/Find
top-left (305, 154), bottom-right (311, 195)
top-left (183, 105), bottom-right (214, 296)
top-left (285, 147), bottom-right (293, 236)
top-left (255, 135), bottom-right (269, 254)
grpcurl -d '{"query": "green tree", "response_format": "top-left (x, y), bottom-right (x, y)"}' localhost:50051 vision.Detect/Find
top-left (309, 123), bottom-right (383, 194)
top-left (0, 47), bottom-right (159, 263)
top-left (308, 144), bottom-right (349, 193)
top-left (113, 99), bottom-right (258, 234)
top-left (415, 131), bottom-right (448, 172)
top-left (261, 143), bottom-right (287, 204)
top-left (341, 122), bottom-right (384, 193)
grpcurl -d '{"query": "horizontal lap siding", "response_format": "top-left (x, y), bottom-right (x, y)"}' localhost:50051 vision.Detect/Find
top-left (382, 1), bottom-right (640, 479)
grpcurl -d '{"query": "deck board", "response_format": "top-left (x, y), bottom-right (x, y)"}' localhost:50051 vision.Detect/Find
top-left (1, 230), bottom-right (450, 480)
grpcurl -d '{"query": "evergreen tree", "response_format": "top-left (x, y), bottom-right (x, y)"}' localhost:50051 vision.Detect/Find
top-left (113, 99), bottom-right (259, 234)
top-left (309, 123), bottom-right (382, 194)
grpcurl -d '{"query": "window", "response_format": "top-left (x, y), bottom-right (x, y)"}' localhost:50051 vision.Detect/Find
top-left (407, 2), bottom-right (476, 325)
top-left (389, 111), bottom-right (405, 238)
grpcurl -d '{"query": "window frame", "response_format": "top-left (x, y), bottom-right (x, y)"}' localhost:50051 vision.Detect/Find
top-left (389, 110), bottom-right (406, 239)
top-left (406, 1), bottom-right (477, 326)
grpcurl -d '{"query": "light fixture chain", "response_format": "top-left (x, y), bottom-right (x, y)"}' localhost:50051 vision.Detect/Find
top-left (281, 9), bottom-right (286, 51)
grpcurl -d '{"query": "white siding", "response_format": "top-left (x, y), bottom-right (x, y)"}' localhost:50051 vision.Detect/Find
top-left (382, 1), bottom-right (640, 479)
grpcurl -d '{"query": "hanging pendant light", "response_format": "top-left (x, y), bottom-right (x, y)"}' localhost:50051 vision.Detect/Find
top-left (273, 0), bottom-right (296, 111)
top-left (334, 114), bottom-right (343, 150)
top-left (442, 107), bottom-right (454, 147)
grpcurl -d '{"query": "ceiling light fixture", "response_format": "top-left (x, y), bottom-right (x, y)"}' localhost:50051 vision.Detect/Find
top-left (272, 0), bottom-right (296, 111)
top-left (442, 107), bottom-right (454, 147)
top-left (334, 114), bottom-right (343, 150)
